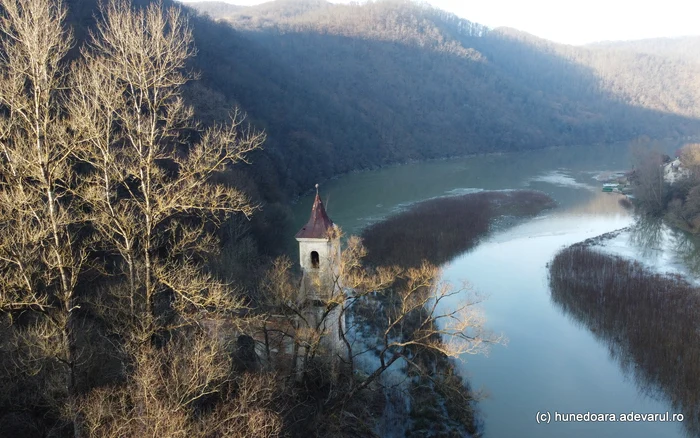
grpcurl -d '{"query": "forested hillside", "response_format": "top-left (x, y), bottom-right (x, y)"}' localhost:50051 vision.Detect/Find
top-left (179, 0), bottom-right (700, 198)
top-left (52, 0), bottom-right (700, 292)
top-left (47, 0), bottom-right (700, 292)
top-left (591, 36), bottom-right (700, 64)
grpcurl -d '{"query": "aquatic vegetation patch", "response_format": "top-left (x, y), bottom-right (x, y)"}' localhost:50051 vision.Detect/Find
top-left (549, 246), bottom-right (700, 436)
top-left (362, 190), bottom-right (556, 268)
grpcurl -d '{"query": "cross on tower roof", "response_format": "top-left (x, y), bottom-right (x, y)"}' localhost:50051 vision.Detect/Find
top-left (295, 185), bottom-right (334, 239)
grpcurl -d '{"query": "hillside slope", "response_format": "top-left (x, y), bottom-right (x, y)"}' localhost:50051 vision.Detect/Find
top-left (590, 36), bottom-right (700, 64)
top-left (180, 0), bottom-right (700, 194)
top-left (65, 0), bottom-right (700, 199)
top-left (179, 1), bottom-right (243, 18)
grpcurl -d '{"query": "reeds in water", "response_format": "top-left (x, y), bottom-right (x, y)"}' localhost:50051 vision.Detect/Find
top-left (550, 246), bottom-right (700, 435)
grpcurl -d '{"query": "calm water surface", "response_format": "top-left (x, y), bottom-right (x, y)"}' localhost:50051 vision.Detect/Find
top-left (291, 142), bottom-right (687, 437)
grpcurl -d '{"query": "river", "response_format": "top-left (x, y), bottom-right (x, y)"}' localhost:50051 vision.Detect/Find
top-left (290, 141), bottom-right (689, 437)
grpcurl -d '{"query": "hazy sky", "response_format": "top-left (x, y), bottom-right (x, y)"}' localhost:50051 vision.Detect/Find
top-left (182, 0), bottom-right (699, 45)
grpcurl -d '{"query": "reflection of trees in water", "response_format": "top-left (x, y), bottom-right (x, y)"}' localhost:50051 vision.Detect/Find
top-left (550, 246), bottom-right (700, 437)
top-left (629, 215), bottom-right (666, 258)
top-left (671, 229), bottom-right (700, 277)
top-left (629, 215), bottom-right (700, 276)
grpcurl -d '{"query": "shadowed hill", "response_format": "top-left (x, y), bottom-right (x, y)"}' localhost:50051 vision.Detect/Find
top-left (478, 29), bottom-right (700, 118)
top-left (69, 0), bottom-right (700, 202)
top-left (197, 0), bottom-right (700, 121)
top-left (181, 1), bottom-right (700, 185)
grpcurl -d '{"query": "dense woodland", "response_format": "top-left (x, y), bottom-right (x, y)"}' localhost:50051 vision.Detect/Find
top-left (3, 0), bottom-right (700, 436)
top-left (187, 0), bottom-right (700, 196)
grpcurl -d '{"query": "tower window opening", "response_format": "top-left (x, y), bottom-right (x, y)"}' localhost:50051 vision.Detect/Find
top-left (311, 251), bottom-right (320, 269)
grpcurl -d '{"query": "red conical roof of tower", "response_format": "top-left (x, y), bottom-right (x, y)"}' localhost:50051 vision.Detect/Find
top-left (295, 187), bottom-right (334, 239)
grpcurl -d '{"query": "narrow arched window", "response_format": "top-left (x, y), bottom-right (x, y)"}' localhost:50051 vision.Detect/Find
top-left (310, 251), bottom-right (320, 269)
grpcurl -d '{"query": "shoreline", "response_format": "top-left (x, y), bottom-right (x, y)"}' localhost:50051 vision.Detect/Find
top-left (571, 221), bottom-right (700, 285)
top-left (290, 136), bottom-right (698, 203)
top-left (354, 188), bottom-right (557, 436)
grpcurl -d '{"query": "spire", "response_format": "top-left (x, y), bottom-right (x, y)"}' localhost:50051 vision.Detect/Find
top-left (295, 184), bottom-right (334, 239)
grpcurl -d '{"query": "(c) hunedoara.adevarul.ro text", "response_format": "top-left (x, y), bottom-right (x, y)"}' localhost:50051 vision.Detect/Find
top-left (536, 411), bottom-right (684, 424)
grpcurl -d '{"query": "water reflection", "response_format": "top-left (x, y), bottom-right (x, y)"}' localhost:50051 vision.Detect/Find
top-left (550, 245), bottom-right (700, 437)
top-left (286, 140), bottom-right (689, 437)
top-left (674, 231), bottom-right (700, 276)
top-left (628, 215), bottom-right (700, 278)
top-left (563, 192), bottom-right (631, 217)
top-left (629, 215), bottom-right (665, 258)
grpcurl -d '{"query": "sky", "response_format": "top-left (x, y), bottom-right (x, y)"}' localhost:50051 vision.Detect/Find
top-left (182, 0), bottom-right (699, 45)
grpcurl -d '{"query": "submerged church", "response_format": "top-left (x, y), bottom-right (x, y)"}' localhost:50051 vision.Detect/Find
top-left (247, 185), bottom-right (347, 376)
top-left (293, 185), bottom-right (347, 370)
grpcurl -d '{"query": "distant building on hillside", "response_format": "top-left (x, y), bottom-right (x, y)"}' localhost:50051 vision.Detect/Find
top-left (663, 157), bottom-right (690, 184)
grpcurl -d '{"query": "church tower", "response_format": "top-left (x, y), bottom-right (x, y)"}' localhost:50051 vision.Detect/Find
top-left (295, 185), bottom-right (345, 370)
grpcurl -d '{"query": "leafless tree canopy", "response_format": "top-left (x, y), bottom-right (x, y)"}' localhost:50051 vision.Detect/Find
top-left (0, 0), bottom-right (499, 436)
top-left (0, 0), bottom-right (269, 436)
top-left (261, 232), bottom-right (504, 400)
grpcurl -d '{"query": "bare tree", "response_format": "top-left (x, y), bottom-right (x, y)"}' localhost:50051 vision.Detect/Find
top-left (68, 2), bottom-right (271, 434)
top-left (0, 0), bottom-right (266, 435)
top-left (680, 143), bottom-right (700, 180)
top-left (260, 233), bottom-right (503, 397)
top-left (0, 0), bottom-right (87, 434)
top-left (340, 237), bottom-right (503, 397)
top-left (630, 137), bottom-right (668, 215)
top-left (70, 0), bottom-right (265, 328)
top-left (80, 331), bottom-right (283, 438)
